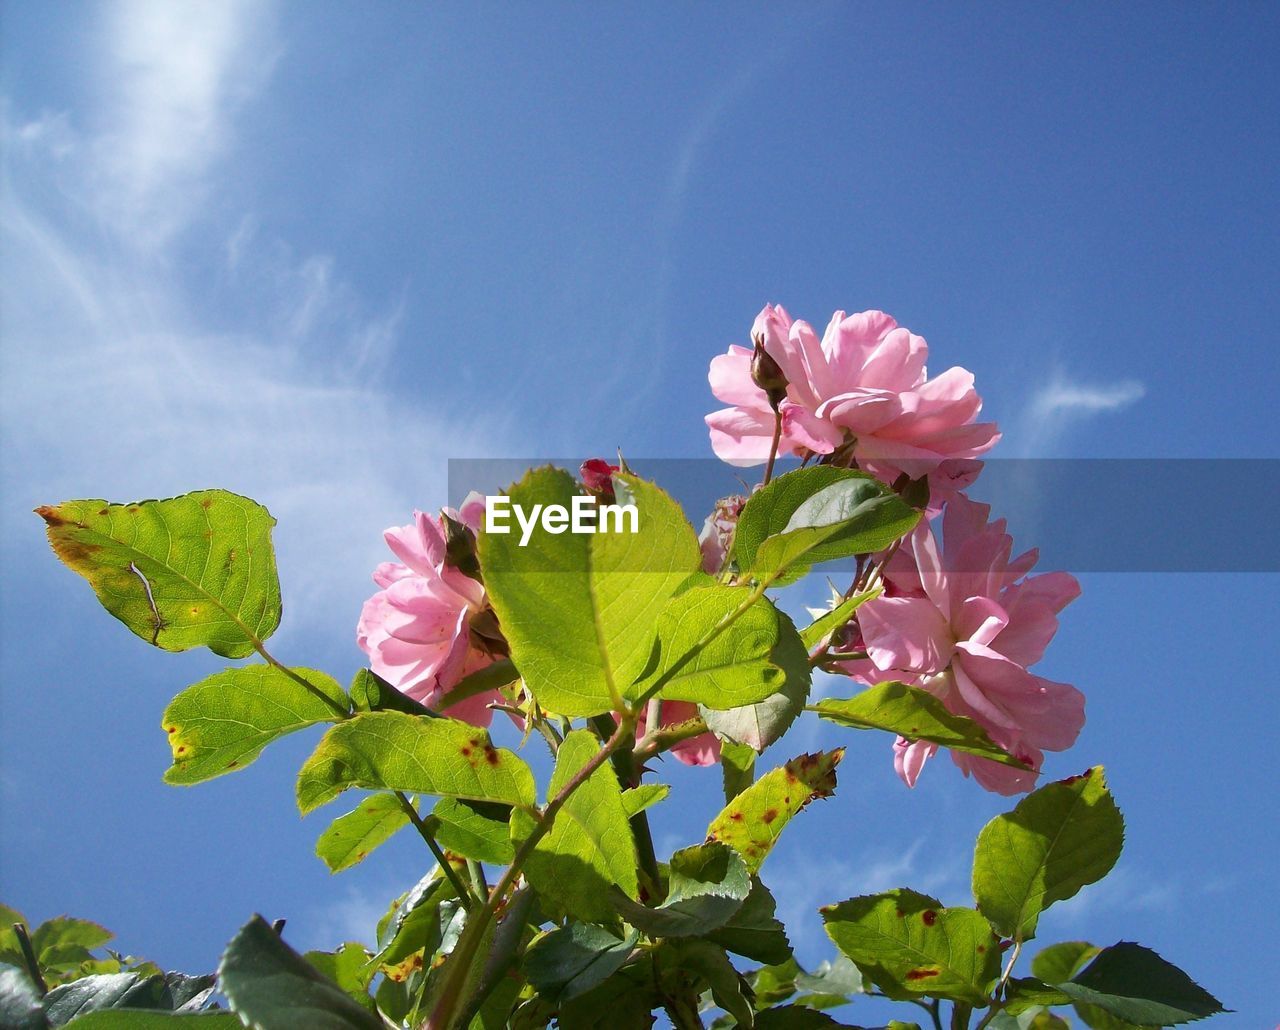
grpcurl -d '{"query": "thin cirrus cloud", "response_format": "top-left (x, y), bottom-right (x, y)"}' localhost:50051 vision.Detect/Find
top-left (1015, 370), bottom-right (1147, 456)
top-left (0, 0), bottom-right (508, 637)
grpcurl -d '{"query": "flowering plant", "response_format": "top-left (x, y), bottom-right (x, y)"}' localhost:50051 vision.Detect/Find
top-left (13, 305), bottom-right (1224, 1029)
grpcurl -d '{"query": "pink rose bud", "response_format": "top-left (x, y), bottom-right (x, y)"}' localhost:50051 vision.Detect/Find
top-left (441, 511), bottom-right (481, 580)
top-left (580, 458), bottom-right (619, 502)
top-left (750, 332), bottom-right (789, 411)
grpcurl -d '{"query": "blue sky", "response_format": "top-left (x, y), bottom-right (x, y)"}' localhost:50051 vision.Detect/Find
top-left (1, 2), bottom-right (1277, 1024)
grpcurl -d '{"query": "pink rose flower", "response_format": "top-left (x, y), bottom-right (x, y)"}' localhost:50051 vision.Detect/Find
top-left (356, 494), bottom-right (503, 726)
top-left (840, 494), bottom-right (1084, 794)
top-left (705, 304), bottom-right (999, 493)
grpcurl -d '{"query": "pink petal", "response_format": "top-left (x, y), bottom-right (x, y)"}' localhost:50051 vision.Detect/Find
top-left (816, 388), bottom-right (904, 435)
top-left (954, 596), bottom-right (1009, 648)
top-left (858, 596), bottom-right (953, 675)
top-left (858, 327), bottom-right (929, 392)
top-left (893, 736), bottom-right (937, 787)
top-left (950, 749), bottom-right (1041, 795)
top-left (780, 402), bottom-right (843, 454)
top-left (909, 523), bottom-right (951, 621)
top-left (708, 345), bottom-right (766, 407)
top-left (820, 309), bottom-right (901, 382)
top-left (705, 406), bottom-right (778, 466)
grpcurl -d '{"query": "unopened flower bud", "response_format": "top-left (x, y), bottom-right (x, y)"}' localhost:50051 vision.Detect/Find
top-left (580, 458), bottom-right (619, 503)
top-left (750, 333), bottom-right (789, 412)
top-left (441, 511), bottom-right (481, 581)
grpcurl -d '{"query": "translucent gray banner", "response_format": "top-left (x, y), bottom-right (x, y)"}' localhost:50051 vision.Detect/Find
top-left (448, 458), bottom-right (1280, 573)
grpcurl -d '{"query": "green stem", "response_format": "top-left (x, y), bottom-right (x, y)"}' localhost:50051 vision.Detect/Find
top-left (12, 922), bottom-right (46, 995)
top-left (395, 793), bottom-right (474, 908)
top-left (423, 715), bottom-right (636, 1029)
top-left (950, 1002), bottom-right (973, 1030)
top-left (972, 937), bottom-right (1023, 1030)
top-left (255, 643), bottom-right (350, 720)
top-left (762, 409), bottom-right (783, 487)
top-left (455, 887), bottom-right (534, 1027)
top-left (466, 858), bottom-right (489, 897)
top-left (633, 716), bottom-right (711, 761)
top-left (661, 981), bottom-right (705, 1030)
top-left (590, 714), bottom-right (662, 898)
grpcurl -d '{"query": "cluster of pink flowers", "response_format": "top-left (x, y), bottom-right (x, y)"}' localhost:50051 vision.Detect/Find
top-left (704, 303), bottom-right (1084, 794)
top-left (706, 304), bottom-right (998, 498)
top-left (839, 495), bottom-right (1084, 794)
top-left (353, 303), bottom-right (1084, 792)
top-left (356, 495), bottom-right (504, 727)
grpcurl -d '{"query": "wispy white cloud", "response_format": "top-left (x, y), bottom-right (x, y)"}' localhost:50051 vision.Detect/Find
top-left (1, 1), bottom-right (506, 640)
top-left (292, 881), bottom-right (394, 952)
top-left (1015, 369), bottom-right (1146, 457)
top-left (1050, 865), bottom-right (1181, 926)
top-left (89, 0), bottom-right (279, 248)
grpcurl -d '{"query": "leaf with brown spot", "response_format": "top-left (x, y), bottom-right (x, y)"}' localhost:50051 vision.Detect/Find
top-left (163, 665), bottom-right (347, 786)
top-left (821, 888), bottom-right (999, 1006)
top-left (705, 749), bottom-right (842, 874)
top-left (315, 792), bottom-right (411, 873)
top-left (296, 711), bottom-right (536, 814)
top-left (38, 490), bottom-right (281, 659)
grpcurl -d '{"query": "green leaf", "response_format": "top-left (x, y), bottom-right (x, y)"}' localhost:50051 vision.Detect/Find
top-left (38, 491), bottom-right (281, 659)
top-left (1002, 978), bottom-right (1072, 1014)
top-left (163, 665), bottom-right (346, 786)
top-left (733, 467), bottom-right (919, 584)
top-left (348, 668), bottom-right (434, 717)
top-left (415, 907), bottom-right (493, 1027)
top-left (315, 794), bottom-right (410, 873)
top-left (1030, 941), bottom-right (1096, 984)
top-left (477, 467), bottom-right (700, 717)
top-left (428, 798), bottom-right (515, 865)
top-left (433, 660), bottom-right (519, 713)
top-left (720, 740), bottom-right (756, 803)
top-left (295, 711), bottom-right (536, 814)
top-left (303, 944), bottom-right (375, 1011)
top-left (1053, 943), bottom-right (1226, 1026)
top-left (374, 881), bottom-right (461, 970)
top-left (798, 588), bottom-right (881, 650)
top-left (468, 972), bottom-right (521, 1030)
top-left (663, 939), bottom-right (753, 1028)
top-left (611, 843), bottom-right (750, 938)
top-left (702, 610), bottom-right (811, 749)
top-left (972, 766), bottom-right (1125, 940)
top-left (64, 1016), bottom-right (240, 1028)
top-left (620, 783), bottom-right (670, 818)
top-left (820, 888), bottom-right (1000, 1006)
top-left (815, 682), bottom-right (1029, 769)
top-left (640, 586), bottom-right (792, 710)
top-left (218, 915), bottom-right (382, 1030)
top-left (30, 918), bottom-right (113, 971)
top-left (749, 958), bottom-right (800, 1008)
top-left (523, 924), bottom-right (638, 1004)
top-left (514, 730), bottom-right (638, 922)
top-left (0, 966), bottom-right (47, 1030)
top-left (753, 1009), bottom-right (849, 1030)
top-left (706, 877), bottom-right (791, 965)
top-left (42, 971), bottom-right (215, 1024)
top-left (793, 953), bottom-right (866, 1001)
top-left (707, 750), bottom-right (843, 874)
top-left (557, 966), bottom-right (656, 1030)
